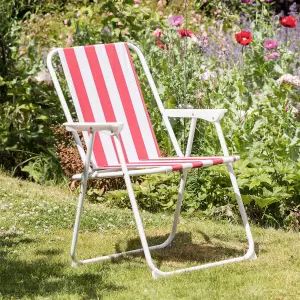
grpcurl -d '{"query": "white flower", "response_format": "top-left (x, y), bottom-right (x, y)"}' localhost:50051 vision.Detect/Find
top-left (200, 71), bottom-right (215, 81)
top-left (35, 70), bottom-right (52, 84)
top-left (277, 74), bottom-right (300, 87)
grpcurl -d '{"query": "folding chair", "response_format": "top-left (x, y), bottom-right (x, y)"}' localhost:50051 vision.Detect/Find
top-left (47, 42), bottom-right (256, 279)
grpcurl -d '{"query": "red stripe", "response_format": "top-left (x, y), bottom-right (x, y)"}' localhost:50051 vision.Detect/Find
top-left (172, 165), bottom-right (183, 171)
top-left (105, 44), bottom-right (148, 160)
top-left (63, 48), bottom-right (107, 166)
top-left (84, 45), bottom-right (125, 164)
top-left (212, 158), bottom-right (223, 164)
top-left (191, 162), bottom-right (204, 168)
top-left (125, 43), bottom-right (161, 157)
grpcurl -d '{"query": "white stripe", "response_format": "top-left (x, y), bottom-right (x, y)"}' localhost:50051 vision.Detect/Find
top-left (73, 47), bottom-right (119, 166)
top-left (94, 44), bottom-right (139, 162)
top-left (115, 43), bottom-right (159, 159)
top-left (58, 49), bottom-right (97, 167)
top-left (126, 160), bottom-right (215, 166)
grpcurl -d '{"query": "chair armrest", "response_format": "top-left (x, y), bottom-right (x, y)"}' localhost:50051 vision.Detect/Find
top-left (63, 122), bottom-right (124, 135)
top-left (165, 109), bottom-right (227, 122)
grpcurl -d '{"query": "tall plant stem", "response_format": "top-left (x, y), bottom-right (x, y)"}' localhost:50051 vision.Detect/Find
top-left (241, 46), bottom-right (244, 74)
top-left (238, 46), bottom-right (245, 123)
top-left (183, 0), bottom-right (188, 143)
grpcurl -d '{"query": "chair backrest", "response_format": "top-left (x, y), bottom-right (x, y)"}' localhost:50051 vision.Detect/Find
top-left (54, 42), bottom-right (162, 167)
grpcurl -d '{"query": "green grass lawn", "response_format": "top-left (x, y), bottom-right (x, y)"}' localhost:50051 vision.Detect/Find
top-left (1, 172), bottom-right (300, 299)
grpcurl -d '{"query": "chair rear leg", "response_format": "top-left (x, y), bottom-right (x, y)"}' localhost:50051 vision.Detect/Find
top-left (156, 170), bottom-right (188, 249)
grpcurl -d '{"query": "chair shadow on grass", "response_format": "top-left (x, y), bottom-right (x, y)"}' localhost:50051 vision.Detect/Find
top-left (0, 233), bottom-right (126, 299)
top-left (114, 231), bottom-right (245, 269)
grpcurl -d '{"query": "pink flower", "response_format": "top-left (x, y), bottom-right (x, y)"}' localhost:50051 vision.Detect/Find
top-left (241, 0), bottom-right (251, 3)
top-left (168, 15), bottom-right (183, 27)
top-left (18, 46), bottom-right (26, 56)
top-left (263, 39), bottom-right (278, 50)
top-left (134, 0), bottom-right (140, 3)
top-left (66, 33), bottom-right (73, 46)
top-left (158, 11), bottom-right (163, 16)
top-left (285, 105), bottom-right (289, 111)
top-left (59, 34), bottom-right (64, 39)
top-left (214, 9), bottom-right (222, 15)
top-left (265, 51), bottom-right (280, 61)
top-left (152, 28), bottom-right (162, 38)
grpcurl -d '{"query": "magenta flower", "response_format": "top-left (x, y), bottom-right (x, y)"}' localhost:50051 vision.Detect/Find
top-left (265, 51), bottom-right (280, 61)
top-left (263, 39), bottom-right (278, 50)
top-left (241, 0), bottom-right (252, 3)
top-left (264, 0), bottom-right (274, 2)
top-left (168, 15), bottom-right (183, 27)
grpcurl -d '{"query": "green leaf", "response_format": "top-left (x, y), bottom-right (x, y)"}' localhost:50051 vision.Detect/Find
top-left (274, 64), bottom-right (284, 74)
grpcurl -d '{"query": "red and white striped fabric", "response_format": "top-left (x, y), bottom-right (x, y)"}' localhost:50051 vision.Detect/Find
top-left (59, 42), bottom-right (238, 171)
top-left (99, 156), bottom-right (239, 171)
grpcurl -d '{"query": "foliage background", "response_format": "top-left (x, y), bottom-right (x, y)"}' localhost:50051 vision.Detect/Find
top-left (0, 0), bottom-right (299, 229)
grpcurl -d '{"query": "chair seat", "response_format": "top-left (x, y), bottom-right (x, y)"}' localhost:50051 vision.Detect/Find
top-left (98, 155), bottom-right (239, 171)
top-left (72, 155), bottom-right (240, 180)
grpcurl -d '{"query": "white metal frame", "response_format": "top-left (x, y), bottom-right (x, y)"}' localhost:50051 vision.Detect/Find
top-left (47, 43), bottom-right (256, 279)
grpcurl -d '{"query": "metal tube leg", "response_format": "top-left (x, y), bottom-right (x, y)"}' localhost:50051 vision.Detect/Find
top-left (158, 170), bottom-right (188, 248)
top-left (214, 121), bottom-right (256, 260)
top-left (70, 179), bottom-right (88, 266)
top-left (70, 130), bottom-right (95, 266)
top-left (227, 163), bottom-right (256, 260)
top-left (113, 135), bottom-right (157, 272)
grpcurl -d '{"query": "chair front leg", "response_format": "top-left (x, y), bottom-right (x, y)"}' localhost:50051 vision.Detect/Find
top-left (113, 134), bottom-right (158, 272)
top-left (70, 129), bottom-right (95, 266)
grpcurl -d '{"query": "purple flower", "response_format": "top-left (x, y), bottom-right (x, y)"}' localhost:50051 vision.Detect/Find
top-left (102, 27), bottom-right (111, 34)
top-left (264, 0), bottom-right (274, 2)
top-left (168, 15), bottom-right (183, 27)
top-left (265, 51), bottom-right (280, 61)
top-left (241, 0), bottom-right (252, 3)
top-left (288, 3), bottom-right (297, 16)
top-left (263, 39), bottom-right (278, 50)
